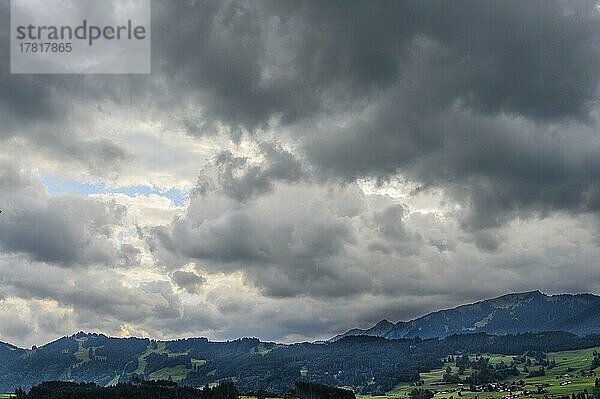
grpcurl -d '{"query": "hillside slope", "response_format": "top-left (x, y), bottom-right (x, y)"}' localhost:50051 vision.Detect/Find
top-left (3, 331), bottom-right (600, 395)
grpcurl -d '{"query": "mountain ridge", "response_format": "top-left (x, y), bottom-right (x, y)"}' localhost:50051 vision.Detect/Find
top-left (332, 290), bottom-right (600, 341)
top-left (2, 291), bottom-right (599, 350)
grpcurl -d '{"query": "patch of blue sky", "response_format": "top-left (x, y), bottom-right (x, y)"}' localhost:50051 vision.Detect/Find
top-left (42, 176), bottom-right (187, 206)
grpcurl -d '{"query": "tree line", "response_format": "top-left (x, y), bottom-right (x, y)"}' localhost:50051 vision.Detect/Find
top-left (14, 380), bottom-right (355, 399)
top-left (15, 380), bottom-right (238, 399)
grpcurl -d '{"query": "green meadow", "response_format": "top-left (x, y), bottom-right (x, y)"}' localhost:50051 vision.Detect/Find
top-left (360, 347), bottom-right (599, 399)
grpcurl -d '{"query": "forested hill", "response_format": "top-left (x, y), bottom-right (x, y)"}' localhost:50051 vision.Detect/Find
top-left (2, 331), bottom-right (600, 395)
top-left (333, 291), bottom-right (600, 341)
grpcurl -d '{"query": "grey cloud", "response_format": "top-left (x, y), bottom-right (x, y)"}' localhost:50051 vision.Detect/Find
top-left (0, 196), bottom-right (121, 266)
top-left (148, 142), bottom-right (600, 313)
top-left (3, 210), bottom-right (600, 347)
top-left (171, 270), bottom-right (206, 294)
top-left (306, 95), bottom-right (600, 230)
top-left (148, 155), bottom-right (451, 299)
top-left (139, 280), bottom-right (184, 320)
top-left (119, 244), bottom-right (141, 268)
top-left (149, 177), bottom-right (376, 298)
top-left (0, 309), bottom-right (32, 342)
top-left (0, 164), bottom-right (124, 267)
top-left (469, 229), bottom-right (502, 253)
top-left (275, 0), bottom-right (600, 230)
top-left (373, 204), bottom-right (409, 240)
top-left (195, 142), bottom-right (304, 201)
top-left (0, 255), bottom-right (182, 327)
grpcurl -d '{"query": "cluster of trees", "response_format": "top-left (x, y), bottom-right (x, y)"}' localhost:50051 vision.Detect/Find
top-left (493, 361), bottom-right (521, 379)
top-left (14, 380), bottom-right (238, 399)
top-left (409, 388), bottom-right (434, 399)
top-left (442, 355), bottom-right (520, 385)
top-left (513, 351), bottom-right (556, 369)
top-left (568, 391), bottom-right (592, 399)
top-left (592, 379), bottom-right (600, 399)
top-left (292, 381), bottom-right (355, 399)
top-left (526, 367), bottom-right (546, 377)
top-left (511, 351), bottom-right (557, 377)
top-left (538, 358), bottom-right (557, 368)
top-left (443, 366), bottom-right (461, 383)
top-left (592, 351), bottom-right (600, 370)
top-left (448, 351), bottom-right (564, 385)
top-left (464, 357), bottom-right (518, 385)
top-left (555, 388), bottom-right (600, 399)
top-left (524, 350), bottom-right (547, 362)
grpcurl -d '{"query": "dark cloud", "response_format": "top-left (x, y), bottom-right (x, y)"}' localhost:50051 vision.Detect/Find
top-left (305, 88), bottom-right (600, 229)
top-left (0, 1), bottom-right (132, 176)
top-left (171, 270), bottom-right (206, 294)
top-left (149, 0), bottom-right (600, 127)
top-left (148, 0), bottom-right (600, 230)
top-left (195, 142), bottom-right (304, 201)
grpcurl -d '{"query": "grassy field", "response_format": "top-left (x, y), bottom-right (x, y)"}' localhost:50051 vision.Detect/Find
top-left (0, 394), bottom-right (15, 398)
top-left (148, 365), bottom-right (191, 382)
top-left (359, 347), bottom-right (599, 399)
top-left (103, 341), bottom-right (206, 386)
top-left (133, 341), bottom-right (167, 375)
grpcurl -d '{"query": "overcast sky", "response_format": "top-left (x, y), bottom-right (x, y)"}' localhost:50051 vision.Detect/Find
top-left (2, 0), bottom-right (600, 348)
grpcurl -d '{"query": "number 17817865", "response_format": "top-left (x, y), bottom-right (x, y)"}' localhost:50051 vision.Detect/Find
top-left (19, 42), bottom-right (72, 53)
